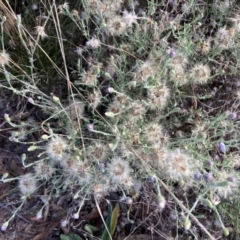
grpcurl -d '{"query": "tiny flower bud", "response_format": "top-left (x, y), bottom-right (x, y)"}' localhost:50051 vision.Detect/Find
top-left (4, 113), bottom-right (11, 123)
top-left (52, 95), bottom-right (60, 104)
top-left (1, 222), bottom-right (8, 231)
top-left (226, 111), bottom-right (237, 120)
top-left (204, 172), bottom-right (213, 182)
top-left (41, 134), bottom-right (49, 140)
top-left (2, 16), bottom-right (7, 23)
top-left (10, 137), bottom-right (18, 142)
top-left (86, 124), bottom-right (94, 132)
top-left (2, 172), bottom-right (9, 180)
top-left (124, 197), bottom-right (133, 205)
top-left (98, 162), bottom-right (105, 172)
top-left (32, 4), bottom-right (38, 10)
top-left (207, 160), bottom-right (214, 167)
top-left (148, 174), bottom-right (157, 183)
top-left (194, 172), bottom-right (202, 181)
top-left (75, 47), bottom-right (84, 56)
top-left (218, 142), bottom-right (226, 153)
top-left (166, 47), bottom-right (176, 58)
top-left (222, 227), bottom-right (229, 236)
top-left (36, 210), bottom-right (42, 220)
top-left (72, 213), bottom-right (79, 219)
top-left (227, 176), bottom-right (237, 184)
top-left (184, 218), bottom-right (191, 231)
top-left (108, 143), bottom-right (114, 150)
top-left (21, 153), bottom-right (26, 162)
top-left (16, 14), bottom-right (21, 26)
top-left (156, 195), bottom-right (166, 210)
top-left (203, 199), bottom-right (213, 209)
top-left (107, 87), bottom-right (116, 93)
top-left (212, 194), bottom-right (221, 206)
top-left (61, 219), bottom-right (69, 227)
top-left (27, 97), bottom-right (34, 104)
top-left (27, 145), bottom-right (37, 151)
top-left (4, 71), bottom-right (10, 81)
top-left (105, 112), bottom-right (115, 118)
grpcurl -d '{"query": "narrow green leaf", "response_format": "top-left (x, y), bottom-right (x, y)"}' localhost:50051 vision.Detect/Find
top-left (84, 224), bottom-right (93, 235)
top-left (60, 235), bottom-right (71, 240)
top-left (110, 203), bottom-right (119, 236)
top-left (101, 204), bottom-right (112, 240)
top-left (101, 203), bottom-right (120, 240)
top-left (60, 233), bottom-right (83, 240)
top-left (209, 181), bottom-right (229, 188)
top-left (84, 224), bottom-right (98, 235)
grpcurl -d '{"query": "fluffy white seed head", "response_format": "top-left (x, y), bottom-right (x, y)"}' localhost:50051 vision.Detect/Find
top-left (189, 64), bottom-right (211, 85)
top-left (199, 39), bottom-right (211, 54)
top-left (75, 47), bottom-right (84, 56)
top-left (0, 51), bottom-right (10, 66)
top-left (62, 154), bottom-right (93, 185)
top-left (87, 89), bottom-right (102, 109)
top-left (98, 0), bottom-right (123, 18)
top-left (127, 100), bottom-right (147, 122)
top-left (163, 149), bottom-right (194, 181)
top-left (46, 135), bottom-right (67, 161)
top-left (133, 60), bottom-right (156, 84)
top-left (65, 100), bottom-right (85, 119)
top-left (87, 141), bottom-right (109, 161)
top-left (170, 65), bottom-right (188, 86)
top-left (92, 179), bottom-right (110, 199)
top-left (107, 157), bottom-right (131, 185)
top-left (75, 162), bottom-right (93, 186)
top-left (147, 84), bottom-right (170, 110)
top-left (214, 27), bottom-right (233, 50)
top-left (81, 69), bottom-right (97, 86)
top-left (144, 122), bottom-right (163, 143)
top-left (60, 154), bottom-right (76, 169)
top-left (34, 161), bottom-right (54, 180)
top-left (169, 52), bottom-right (188, 68)
top-left (107, 101), bottom-right (124, 119)
top-left (117, 142), bottom-right (135, 159)
top-left (86, 37), bottom-right (101, 49)
top-left (122, 10), bottom-right (138, 27)
top-left (84, 0), bottom-right (102, 14)
top-left (35, 26), bottom-right (48, 40)
top-left (106, 15), bottom-right (127, 36)
top-left (211, 170), bottom-right (238, 199)
top-left (19, 173), bottom-right (37, 195)
top-left (151, 145), bottom-right (168, 169)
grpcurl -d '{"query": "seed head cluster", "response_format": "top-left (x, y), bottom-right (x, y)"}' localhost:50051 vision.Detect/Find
top-left (7, 0), bottom-right (240, 231)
